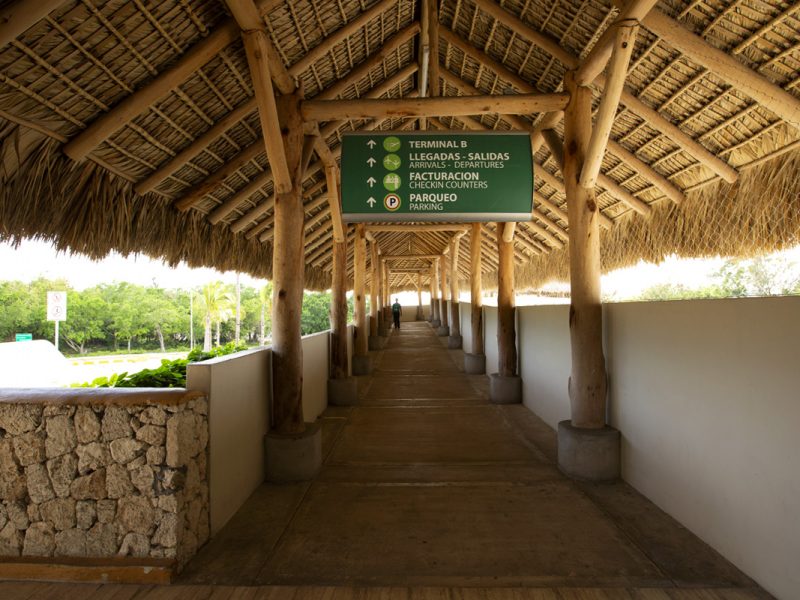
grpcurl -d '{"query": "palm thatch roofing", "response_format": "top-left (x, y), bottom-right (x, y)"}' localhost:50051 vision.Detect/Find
top-left (0, 0), bottom-right (798, 292)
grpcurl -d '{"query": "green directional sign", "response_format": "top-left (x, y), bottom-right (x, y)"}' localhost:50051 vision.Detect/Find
top-left (15, 333), bottom-right (33, 342)
top-left (341, 132), bottom-right (533, 222)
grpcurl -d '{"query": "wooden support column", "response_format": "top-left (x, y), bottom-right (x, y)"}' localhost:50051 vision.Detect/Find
top-left (369, 241), bottom-right (379, 337)
top-left (431, 259), bottom-right (440, 325)
top-left (376, 248), bottom-right (384, 334)
top-left (270, 93), bottom-right (305, 435)
top-left (439, 254), bottom-right (449, 330)
top-left (449, 236), bottom-right (462, 343)
top-left (469, 223), bottom-right (484, 363)
top-left (564, 71), bottom-right (607, 429)
top-left (353, 224), bottom-right (368, 358)
top-left (383, 261), bottom-right (391, 328)
top-left (241, 29), bottom-right (292, 193)
top-left (329, 230), bottom-right (349, 380)
top-left (496, 223), bottom-right (516, 378)
top-left (416, 272), bottom-right (424, 320)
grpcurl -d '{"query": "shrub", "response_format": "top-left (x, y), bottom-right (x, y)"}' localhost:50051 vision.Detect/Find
top-left (72, 342), bottom-right (249, 388)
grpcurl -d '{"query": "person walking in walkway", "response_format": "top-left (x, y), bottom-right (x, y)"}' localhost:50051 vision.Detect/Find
top-left (392, 298), bottom-right (402, 329)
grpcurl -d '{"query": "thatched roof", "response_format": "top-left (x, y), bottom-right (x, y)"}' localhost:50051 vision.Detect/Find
top-left (0, 0), bottom-right (798, 292)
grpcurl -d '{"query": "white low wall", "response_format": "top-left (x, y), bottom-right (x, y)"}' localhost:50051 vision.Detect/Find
top-left (514, 297), bottom-right (800, 600)
top-left (301, 331), bottom-right (330, 422)
top-left (187, 327), bottom-right (352, 535)
top-left (187, 348), bottom-right (270, 535)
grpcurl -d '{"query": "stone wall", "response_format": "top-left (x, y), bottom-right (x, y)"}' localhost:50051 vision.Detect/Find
top-left (0, 389), bottom-right (209, 570)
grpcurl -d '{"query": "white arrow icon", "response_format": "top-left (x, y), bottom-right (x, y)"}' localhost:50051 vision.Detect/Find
top-left (367, 197), bottom-right (376, 207)
top-left (367, 157), bottom-right (376, 167)
top-left (367, 176), bottom-right (376, 187)
top-left (367, 139), bottom-right (376, 148)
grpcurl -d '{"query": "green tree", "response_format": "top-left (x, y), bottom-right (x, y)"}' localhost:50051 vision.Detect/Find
top-left (61, 287), bottom-right (110, 354)
top-left (141, 287), bottom-right (184, 352)
top-left (196, 282), bottom-right (235, 351)
top-left (0, 281), bottom-right (35, 341)
top-left (101, 283), bottom-right (148, 350)
top-left (301, 291), bottom-right (332, 335)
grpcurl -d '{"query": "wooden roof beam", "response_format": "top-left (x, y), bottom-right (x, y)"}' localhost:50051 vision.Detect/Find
top-left (227, 0), bottom-right (294, 194)
top-left (135, 98), bottom-right (257, 196)
top-left (575, 0), bottom-right (658, 86)
top-left (209, 67), bottom-right (417, 225)
top-left (290, 0), bottom-right (398, 76)
top-left (536, 165), bottom-right (613, 230)
top-left (606, 139), bottom-right (685, 205)
top-left (580, 21), bottom-right (639, 189)
top-left (541, 128), bottom-right (651, 218)
top-left (301, 93), bottom-right (570, 122)
top-left (138, 27), bottom-right (417, 199)
top-left (219, 78), bottom-right (417, 233)
top-left (62, 0), bottom-right (283, 161)
top-left (174, 139), bottom-right (263, 211)
top-left (467, 0), bottom-right (738, 183)
top-left (442, 49), bottom-right (673, 208)
top-left (240, 28), bottom-right (292, 194)
top-left (637, 7), bottom-right (800, 129)
top-left (317, 24), bottom-right (420, 100)
top-left (439, 68), bottom-right (531, 130)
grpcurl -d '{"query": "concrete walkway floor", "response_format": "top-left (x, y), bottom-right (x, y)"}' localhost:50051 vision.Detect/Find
top-left (2, 322), bottom-right (772, 599)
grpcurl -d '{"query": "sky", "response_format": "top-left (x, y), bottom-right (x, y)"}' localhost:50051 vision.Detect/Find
top-left (2, 239), bottom-right (799, 301)
top-left (0, 239), bottom-right (267, 290)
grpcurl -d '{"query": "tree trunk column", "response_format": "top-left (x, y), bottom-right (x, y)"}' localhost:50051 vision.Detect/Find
top-left (369, 241), bottom-right (379, 337)
top-left (416, 272), bottom-right (424, 320)
top-left (558, 71), bottom-right (619, 482)
top-left (437, 254), bottom-right (449, 336)
top-left (327, 229), bottom-right (357, 405)
top-left (271, 95), bottom-right (306, 435)
top-left (368, 241), bottom-right (384, 350)
top-left (352, 223), bottom-right (371, 375)
top-left (430, 259), bottom-right (441, 327)
top-left (490, 222), bottom-right (521, 404)
top-left (465, 222), bottom-right (485, 374)
top-left (267, 93), bottom-right (322, 482)
top-left (448, 236), bottom-right (462, 348)
top-left (376, 248), bottom-right (385, 335)
top-left (382, 261), bottom-right (392, 331)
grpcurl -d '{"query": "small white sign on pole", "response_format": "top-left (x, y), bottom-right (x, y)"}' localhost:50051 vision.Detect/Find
top-left (47, 291), bottom-right (68, 322)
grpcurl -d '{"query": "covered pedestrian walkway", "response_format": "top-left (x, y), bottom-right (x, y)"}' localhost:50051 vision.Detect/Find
top-left (169, 321), bottom-right (763, 597)
top-left (0, 322), bottom-right (769, 598)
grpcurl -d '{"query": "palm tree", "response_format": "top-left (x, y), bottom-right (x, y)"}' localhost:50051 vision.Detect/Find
top-left (197, 282), bottom-right (235, 351)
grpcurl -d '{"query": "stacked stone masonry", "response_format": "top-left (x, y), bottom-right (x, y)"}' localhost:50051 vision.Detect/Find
top-left (0, 390), bottom-right (209, 570)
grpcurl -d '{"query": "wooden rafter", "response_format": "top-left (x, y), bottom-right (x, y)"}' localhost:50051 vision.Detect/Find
top-left (575, 0), bottom-right (658, 86)
top-left (301, 93), bottom-right (569, 121)
top-left (580, 21), bottom-right (640, 189)
top-left (639, 8), bottom-right (800, 129)
top-left (466, 0), bottom-right (739, 183)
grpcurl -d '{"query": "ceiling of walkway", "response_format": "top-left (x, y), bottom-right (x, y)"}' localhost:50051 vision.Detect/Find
top-left (0, 0), bottom-right (798, 291)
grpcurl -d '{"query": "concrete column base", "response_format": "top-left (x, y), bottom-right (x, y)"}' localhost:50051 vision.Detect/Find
top-left (368, 335), bottom-right (387, 351)
top-left (265, 423), bottom-right (321, 482)
top-left (416, 309), bottom-right (424, 320)
top-left (447, 335), bottom-right (462, 349)
top-left (557, 421), bottom-right (621, 483)
top-left (431, 319), bottom-right (441, 328)
top-left (436, 326), bottom-right (450, 337)
top-left (464, 353), bottom-right (485, 374)
top-left (327, 377), bottom-right (358, 406)
top-left (489, 373), bottom-right (522, 404)
top-left (352, 354), bottom-right (372, 375)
